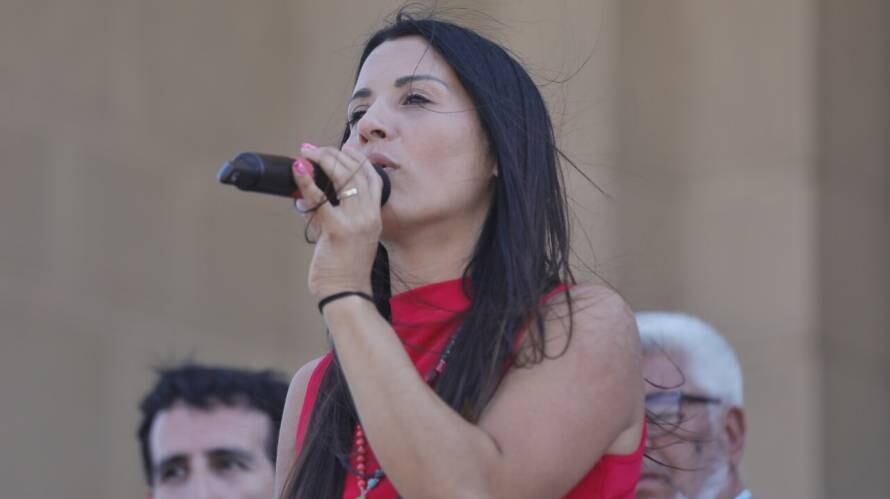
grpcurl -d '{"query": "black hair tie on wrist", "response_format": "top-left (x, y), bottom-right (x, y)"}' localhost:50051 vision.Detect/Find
top-left (317, 291), bottom-right (375, 314)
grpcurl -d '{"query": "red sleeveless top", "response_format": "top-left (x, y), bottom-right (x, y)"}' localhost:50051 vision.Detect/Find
top-left (295, 279), bottom-right (644, 498)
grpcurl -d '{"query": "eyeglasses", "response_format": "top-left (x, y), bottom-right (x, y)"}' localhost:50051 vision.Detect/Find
top-left (645, 391), bottom-right (722, 435)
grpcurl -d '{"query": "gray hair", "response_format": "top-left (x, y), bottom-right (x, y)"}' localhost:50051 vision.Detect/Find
top-left (636, 311), bottom-right (744, 407)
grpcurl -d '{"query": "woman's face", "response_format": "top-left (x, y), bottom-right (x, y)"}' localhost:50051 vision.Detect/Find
top-left (343, 36), bottom-right (494, 240)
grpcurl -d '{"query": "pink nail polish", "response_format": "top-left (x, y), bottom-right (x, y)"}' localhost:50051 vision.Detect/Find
top-left (301, 142), bottom-right (317, 151)
top-left (292, 158), bottom-right (312, 176)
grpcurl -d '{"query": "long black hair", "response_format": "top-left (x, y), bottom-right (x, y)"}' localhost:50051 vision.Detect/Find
top-left (284, 11), bottom-right (575, 498)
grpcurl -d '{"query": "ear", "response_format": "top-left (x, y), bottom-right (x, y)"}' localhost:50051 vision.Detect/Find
top-left (488, 154), bottom-right (499, 178)
top-left (723, 406), bottom-right (746, 468)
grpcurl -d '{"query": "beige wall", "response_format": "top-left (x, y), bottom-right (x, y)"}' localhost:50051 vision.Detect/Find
top-left (615, 1), bottom-right (822, 497)
top-left (1, 1), bottom-right (886, 497)
top-left (818, 1), bottom-right (890, 497)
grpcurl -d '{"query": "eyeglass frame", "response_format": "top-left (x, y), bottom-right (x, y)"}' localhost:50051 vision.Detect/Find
top-left (645, 390), bottom-right (723, 408)
top-left (644, 390), bottom-right (724, 438)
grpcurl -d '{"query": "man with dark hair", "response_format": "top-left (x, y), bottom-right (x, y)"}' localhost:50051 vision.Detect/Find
top-left (137, 363), bottom-right (289, 499)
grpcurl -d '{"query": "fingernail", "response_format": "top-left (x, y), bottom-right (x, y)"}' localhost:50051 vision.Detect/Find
top-left (301, 142), bottom-right (317, 151)
top-left (295, 198), bottom-right (308, 212)
top-left (292, 158), bottom-right (313, 176)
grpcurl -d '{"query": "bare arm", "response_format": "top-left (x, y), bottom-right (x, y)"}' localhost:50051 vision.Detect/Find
top-left (323, 284), bottom-right (643, 499)
top-left (291, 145), bottom-right (644, 498)
top-left (273, 357), bottom-right (324, 498)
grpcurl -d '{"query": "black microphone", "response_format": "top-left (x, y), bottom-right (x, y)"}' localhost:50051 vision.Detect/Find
top-left (217, 152), bottom-right (390, 206)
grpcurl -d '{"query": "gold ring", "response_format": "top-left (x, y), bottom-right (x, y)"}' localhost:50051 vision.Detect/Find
top-left (338, 187), bottom-right (359, 200)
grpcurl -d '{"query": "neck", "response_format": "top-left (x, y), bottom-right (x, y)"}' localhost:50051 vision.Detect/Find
top-left (383, 219), bottom-right (482, 295)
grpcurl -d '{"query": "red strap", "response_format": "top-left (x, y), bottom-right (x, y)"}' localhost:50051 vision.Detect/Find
top-left (294, 353), bottom-right (334, 453)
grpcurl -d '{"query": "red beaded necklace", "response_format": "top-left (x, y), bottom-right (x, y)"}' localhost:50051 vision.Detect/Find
top-left (348, 332), bottom-right (458, 499)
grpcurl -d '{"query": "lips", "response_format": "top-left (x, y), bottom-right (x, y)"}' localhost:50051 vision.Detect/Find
top-left (365, 152), bottom-right (399, 171)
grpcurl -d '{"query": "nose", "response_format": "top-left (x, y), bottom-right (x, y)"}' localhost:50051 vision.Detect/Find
top-left (186, 472), bottom-right (226, 499)
top-left (356, 103), bottom-right (390, 144)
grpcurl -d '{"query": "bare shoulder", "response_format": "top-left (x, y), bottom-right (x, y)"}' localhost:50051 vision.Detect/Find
top-left (558, 283), bottom-right (634, 323)
top-left (274, 355), bottom-right (328, 497)
top-left (478, 284), bottom-right (643, 494)
top-left (537, 283), bottom-right (644, 454)
top-left (282, 354), bottom-right (328, 423)
top-left (289, 355), bottom-right (327, 394)
top-left (536, 283), bottom-right (639, 359)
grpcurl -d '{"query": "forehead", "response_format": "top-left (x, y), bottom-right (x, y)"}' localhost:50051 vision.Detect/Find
top-left (355, 36), bottom-right (454, 88)
top-left (150, 401), bottom-right (270, 461)
top-left (643, 350), bottom-right (704, 395)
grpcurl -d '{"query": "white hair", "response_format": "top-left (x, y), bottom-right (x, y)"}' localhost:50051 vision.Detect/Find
top-left (636, 311), bottom-right (744, 407)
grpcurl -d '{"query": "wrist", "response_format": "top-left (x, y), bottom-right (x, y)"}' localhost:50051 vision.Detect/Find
top-left (320, 292), bottom-right (379, 329)
top-left (317, 290), bottom-right (375, 314)
top-left (311, 279), bottom-right (373, 302)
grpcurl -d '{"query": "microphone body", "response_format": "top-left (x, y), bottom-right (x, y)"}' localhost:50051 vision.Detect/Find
top-left (217, 152), bottom-right (390, 206)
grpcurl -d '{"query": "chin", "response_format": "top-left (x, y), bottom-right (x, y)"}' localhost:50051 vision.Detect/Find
top-left (635, 477), bottom-right (678, 499)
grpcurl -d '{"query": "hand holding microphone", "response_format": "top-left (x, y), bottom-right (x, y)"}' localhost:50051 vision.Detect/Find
top-left (218, 146), bottom-right (389, 300)
top-left (217, 151), bottom-right (390, 206)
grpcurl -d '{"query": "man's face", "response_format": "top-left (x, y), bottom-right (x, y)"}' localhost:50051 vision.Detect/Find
top-left (636, 352), bottom-right (734, 499)
top-left (148, 401), bottom-right (275, 499)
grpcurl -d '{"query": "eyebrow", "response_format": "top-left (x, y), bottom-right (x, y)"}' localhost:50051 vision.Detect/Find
top-left (206, 447), bottom-right (256, 463)
top-left (349, 74), bottom-right (450, 103)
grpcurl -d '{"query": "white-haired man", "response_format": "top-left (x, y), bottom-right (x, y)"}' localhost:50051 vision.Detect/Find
top-left (635, 312), bottom-right (751, 499)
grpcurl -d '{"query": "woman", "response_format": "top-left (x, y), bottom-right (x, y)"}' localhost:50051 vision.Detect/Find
top-left (274, 13), bottom-right (645, 499)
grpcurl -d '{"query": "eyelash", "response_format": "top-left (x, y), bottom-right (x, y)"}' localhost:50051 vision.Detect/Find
top-left (214, 456), bottom-right (247, 471)
top-left (159, 464), bottom-right (186, 482)
top-left (347, 92), bottom-right (431, 127)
